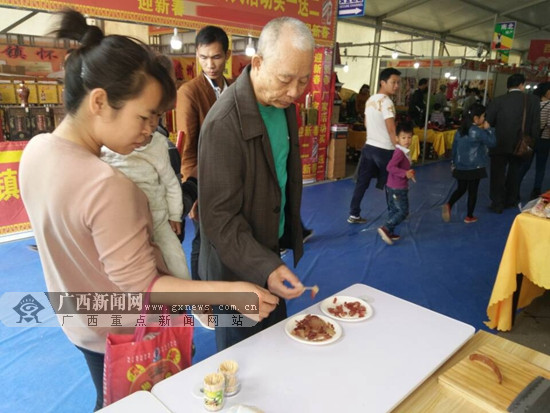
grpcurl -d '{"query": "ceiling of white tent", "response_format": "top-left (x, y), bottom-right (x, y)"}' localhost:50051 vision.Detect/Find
top-left (0, 8), bottom-right (57, 37)
top-left (345, 0), bottom-right (550, 53)
top-left (0, 0), bottom-right (549, 55)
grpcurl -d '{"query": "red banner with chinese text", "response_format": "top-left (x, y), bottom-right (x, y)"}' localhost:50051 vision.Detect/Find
top-left (232, 55), bottom-right (251, 79)
top-left (0, 0), bottom-right (337, 46)
top-left (461, 59), bottom-right (489, 72)
top-left (382, 59), bottom-right (456, 68)
top-left (528, 40), bottom-right (550, 66)
top-left (312, 46), bottom-right (332, 181)
top-left (170, 56), bottom-right (197, 81)
top-left (297, 46), bottom-right (332, 183)
top-left (299, 124), bottom-right (317, 183)
top-left (0, 141), bottom-right (30, 236)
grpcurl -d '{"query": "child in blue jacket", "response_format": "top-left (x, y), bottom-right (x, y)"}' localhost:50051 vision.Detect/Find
top-left (442, 103), bottom-right (496, 223)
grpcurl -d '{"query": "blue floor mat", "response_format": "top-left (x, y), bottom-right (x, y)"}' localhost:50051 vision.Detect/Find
top-left (0, 159), bottom-right (543, 412)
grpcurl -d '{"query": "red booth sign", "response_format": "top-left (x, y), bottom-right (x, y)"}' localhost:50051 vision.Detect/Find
top-left (0, 0), bottom-right (337, 46)
top-left (0, 141), bottom-right (30, 236)
top-left (528, 40), bottom-right (550, 65)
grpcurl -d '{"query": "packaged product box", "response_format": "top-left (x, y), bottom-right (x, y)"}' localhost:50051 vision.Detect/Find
top-left (330, 124), bottom-right (348, 140)
top-left (327, 137), bottom-right (347, 179)
top-left (347, 129), bottom-right (366, 151)
top-left (331, 104), bottom-right (340, 124)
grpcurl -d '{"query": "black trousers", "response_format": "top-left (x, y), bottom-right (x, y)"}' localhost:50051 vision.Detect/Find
top-left (76, 345), bottom-right (104, 411)
top-left (489, 153), bottom-right (522, 208)
top-left (190, 219), bottom-right (201, 280)
top-left (449, 178), bottom-right (480, 217)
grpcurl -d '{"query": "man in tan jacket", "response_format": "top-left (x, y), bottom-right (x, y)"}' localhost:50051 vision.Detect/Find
top-left (176, 25), bottom-right (232, 281)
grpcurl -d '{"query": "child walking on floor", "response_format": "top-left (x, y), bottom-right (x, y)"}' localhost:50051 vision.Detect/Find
top-left (442, 102), bottom-right (496, 223)
top-left (378, 121), bottom-right (416, 245)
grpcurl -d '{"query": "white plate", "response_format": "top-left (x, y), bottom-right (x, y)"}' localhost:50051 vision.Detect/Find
top-left (320, 295), bottom-right (373, 322)
top-left (284, 314), bottom-right (342, 345)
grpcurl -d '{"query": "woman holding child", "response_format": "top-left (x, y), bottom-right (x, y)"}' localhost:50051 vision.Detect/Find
top-left (19, 9), bottom-right (278, 410)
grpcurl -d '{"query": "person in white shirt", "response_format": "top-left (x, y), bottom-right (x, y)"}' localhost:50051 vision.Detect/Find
top-left (430, 103), bottom-right (446, 127)
top-left (348, 67), bottom-right (401, 223)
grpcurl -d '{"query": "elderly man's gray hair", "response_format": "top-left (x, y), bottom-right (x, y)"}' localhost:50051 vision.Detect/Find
top-left (257, 17), bottom-right (314, 62)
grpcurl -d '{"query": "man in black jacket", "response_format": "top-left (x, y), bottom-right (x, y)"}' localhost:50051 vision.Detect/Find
top-left (486, 73), bottom-right (540, 212)
top-left (408, 78), bottom-right (428, 126)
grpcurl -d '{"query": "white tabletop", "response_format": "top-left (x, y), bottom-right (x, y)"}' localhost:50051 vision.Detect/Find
top-left (152, 283), bottom-right (475, 413)
top-left (98, 390), bottom-right (171, 412)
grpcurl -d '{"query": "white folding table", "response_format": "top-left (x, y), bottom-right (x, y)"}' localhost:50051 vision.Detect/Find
top-left (152, 283), bottom-right (475, 412)
top-left (98, 390), bottom-right (171, 412)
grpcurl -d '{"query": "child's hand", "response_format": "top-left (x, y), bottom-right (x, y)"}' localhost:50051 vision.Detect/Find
top-left (169, 220), bottom-right (181, 235)
top-left (406, 169), bottom-right (416, 181)
top-left (482, 120), bottom-right (491, 129)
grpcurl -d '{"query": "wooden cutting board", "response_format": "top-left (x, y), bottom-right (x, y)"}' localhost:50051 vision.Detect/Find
top-left (438, 344), bottom-right (550, 412)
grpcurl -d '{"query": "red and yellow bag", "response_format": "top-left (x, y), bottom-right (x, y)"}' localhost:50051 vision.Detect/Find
top-left (103, 282), bottom-right (193, 406)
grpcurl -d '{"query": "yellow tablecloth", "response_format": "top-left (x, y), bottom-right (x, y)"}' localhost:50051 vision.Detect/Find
top-left (413, 128), bottom-right (458, 157)
top-left (442, 129), bottom-right (456, 150)
top-left (414, 128), bottom-right (446, 157)
top-left (410, 134), bottom-right (420, 162)
top-left (485, 213), bottom-right (550, 331)
top-left (346, 130), bottom-right (419, 162)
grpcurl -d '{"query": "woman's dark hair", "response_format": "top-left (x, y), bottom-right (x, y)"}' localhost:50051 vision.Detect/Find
top-left (534, 82), bottom-right (550, 99)
top-left (459, 102), bottom-right (485, 136)
top-left (51, 9), bottom-right (175, 115)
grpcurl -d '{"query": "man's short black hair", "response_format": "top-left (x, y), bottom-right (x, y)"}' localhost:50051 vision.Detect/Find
top-left (196, 25), bottom-right (229, 53)
top-left (433, 103), bottom-right (442, 111)
top-left (507, 73), bottom-right (526, 89)
top-left (379, 67), bottom-right (401, 84)
top-left (418, 78), bottom-right (428, 87)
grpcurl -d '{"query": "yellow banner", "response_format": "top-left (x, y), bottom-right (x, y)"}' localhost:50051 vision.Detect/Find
top-left (37, 83), bottom-right (59, 104)
top-left (0, 82), bottom-right (17, 104)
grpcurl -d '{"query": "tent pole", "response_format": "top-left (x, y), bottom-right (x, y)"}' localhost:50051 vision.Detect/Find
top-left (421, 36), bottom-right (436, 165)
top-left (484, 15), bottom-right (498, 106)
top-left (369, 24), bottom-right (382, 93)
